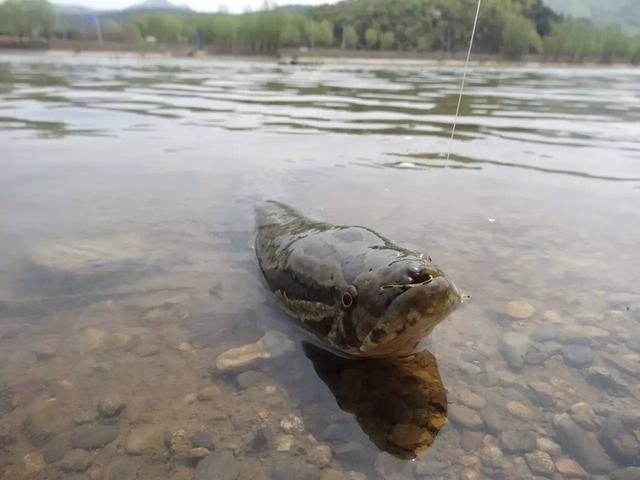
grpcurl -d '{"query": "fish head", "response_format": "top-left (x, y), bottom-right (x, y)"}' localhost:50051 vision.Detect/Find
top-left (348, 256), bottom-right (461, 357)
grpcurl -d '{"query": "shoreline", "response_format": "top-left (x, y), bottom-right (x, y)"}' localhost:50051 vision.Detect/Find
top-left (0, 47), bottom-right (637, 69)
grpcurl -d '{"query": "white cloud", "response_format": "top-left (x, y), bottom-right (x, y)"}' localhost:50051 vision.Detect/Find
top-left (52, 0), bottom-right (338, 13)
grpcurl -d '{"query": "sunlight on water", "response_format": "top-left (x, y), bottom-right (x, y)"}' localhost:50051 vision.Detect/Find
top-left (1, 53), bottom-right (640, 480)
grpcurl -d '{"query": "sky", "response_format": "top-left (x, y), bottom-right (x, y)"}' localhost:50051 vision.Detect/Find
top-left (52, 0), bottom-right (339, 13)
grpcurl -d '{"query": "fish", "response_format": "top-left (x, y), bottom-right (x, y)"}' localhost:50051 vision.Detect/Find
top-left (254, 201), bottom-right (462, 358)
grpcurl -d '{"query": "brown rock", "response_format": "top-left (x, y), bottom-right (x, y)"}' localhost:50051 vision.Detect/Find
top-left (506, 300), bottom-right (535, 319)
top-left (197, 386), bottom-right (221, 401)
top-left (555, 457), bottom-right (588, 479)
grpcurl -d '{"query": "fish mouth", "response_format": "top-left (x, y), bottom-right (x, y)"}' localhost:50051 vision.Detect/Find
top-left (359, 276), bottom-right (461, 356)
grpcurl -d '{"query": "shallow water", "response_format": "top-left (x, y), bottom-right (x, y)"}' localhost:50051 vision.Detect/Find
top-left (1, 53), bottom-right (640, 480)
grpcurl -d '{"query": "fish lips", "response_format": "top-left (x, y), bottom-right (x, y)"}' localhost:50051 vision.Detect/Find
top-left (359, 275), bottom-right (462, 357)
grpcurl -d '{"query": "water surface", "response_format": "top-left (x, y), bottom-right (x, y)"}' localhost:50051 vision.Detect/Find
top-left (1, 53), bottom-right (640, 480)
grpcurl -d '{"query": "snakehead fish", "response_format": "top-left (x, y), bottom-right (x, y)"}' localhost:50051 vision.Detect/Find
top-left (255, 201), bottom-right (461, 358)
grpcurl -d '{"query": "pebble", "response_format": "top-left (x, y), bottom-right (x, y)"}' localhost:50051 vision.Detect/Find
top-left (197, 386), bottom-right (221, 401)
top-left (387, 423), bottom-right (431, 450)
top-left (235, 370), bottom-right (265, 389)
top-left (71, 424), bottom-right (119, 450)
top-left (543, 310), bottom-right (563, 324)
top-left (524, 451), bottom-right (555, 476)
top-left (459, 390), bottom-right (487, 410)
top-left (177, 341), bottom-right (196, 353)
top-left (500, 430), bottom-right (537, 454)
top-left (450, 405), bottom-right (484, 430)
top-left (480, 444), bottom-right (509, 470)
top-left (561, 345), bottom-right (595, 367)
top-left (499, 332), bottom-right (530, 370)
top-left (271, 456), bottom-right (321, 480)
top-left (555, 457), bottom-right (588, 479)
top-left (194, 451), bottom-right (240, 480)
top-left (602, 352), bottom-right (640, 377)
top-left (506, 401), bottom-right (536, 419)
top-left (506, 300), bottom-right (535, 319)
top-left (125, 425), bottom-right (166, 456)
top-left (59, 449), bottom-right (93, 472)
top-left (280, 414), bottom-right (305, 434)
top-left (528, 381), bottom-right (555, 407)
top-left (600, 414), bottom-right (640, 465)
top-left (570, 402), bottom-right (595, 417)
top-left (167, 429), bottom-right (192, 462)
top-left (191, 431), bottom-right (215, 450)
top-left (31, 344), bottom-right (57, 360)
top-left (536, 437), bottom-right (562, 456)
top-left (215, 331), bottom-right (294, 371)
top-left (307, 444), bottom-right (332, 467)
top-left (530, 325), bottom-right (560, 343)
top-left (43, 435), bottom-right (70, 463)
top-left (554, 414), bottom-right (615, 473)
top-left (22, 452), bottom-right (45, 476)
top-left (274, 434), bottom-right (296, 452)
top-left (184, 393), bottom-right (197, 404)
top-left (460, 430), bottom-right (484, 451)
top-left (97, 395), bottom-right (127, 418)
top-left (586, 366), bottom-right (624, 392)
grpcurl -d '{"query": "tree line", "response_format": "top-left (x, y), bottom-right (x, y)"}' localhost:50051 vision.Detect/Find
top-left (1, 0), bottom-right (639, 63)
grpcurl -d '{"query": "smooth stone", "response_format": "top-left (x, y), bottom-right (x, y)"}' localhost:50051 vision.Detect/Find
top-left (22, 453), bottom-right (45, 476)
top-left (480, 444), bottom-right (509, 470)
top-left (524, 342), bottom-right (560, 365)
top-left (586, 366), bottom-right (624, 392)
top-left (235, 370), bottom-right (265, 389)
top-left (561, 345), bottom-right (595, 367)
top-left (611, 467), bottom-right (640, 480)
top-left (97, 395), bottom-right (126, 418)
top-left (564, 325), bottom-right (610, 341)
top-left (460, 430), bottom-right (485, 451)
top-left (530, 325), bottom-right (560, 343)
top-left (479, 407), bottom-right (508, 435)
top-left (59, 449), bottom-right (93, 472)
top-left (543, 310), bottom-right (563, 324)
top-left (507, 401), bottom-right (536, 420)
top-left (191, 431), bottom-right (215, 450)
top-left (524, 451), bottom-right (555, 476)
top-left (22, 401), bottom-right (70, 447)
top-left (43, 435), bottom-right (70, 463)
top-left (459, 390), bottom-right (487, 410)
top-left (450, 405), bottom-right (484, 430)
top-left (499, 332), bottom-right (530, 370)
top-left (600, 415), bottom-right (640, 466)
top-left (32, 344), bottom-right (57, 360)
top-left (306, 444), bottom-right (332, 467)
top-left (554, 415), bottom-right (615, 473)
top-left (125, 425), bottom-right (166, 456)
top-left (602, 353), bottom-right (640, 377)
top-left (271, 456), bottom-right (321, 480)
top-left (528, 382), bottom-right (555, 407)
top-left (197, 386), bottom-right (221, 401)
top-left (506, 300), bottom-right (535, 319)
top-left (71, 424), bottom-right (119, 450)
top-left (215, 331), bottom-right (294, 371)
top-left (194, 451), bottom-right (240, 480)
top-left (333, 441), bottom-right (369, 466)
top-left (274, 435), bottom-right (295, 452)
top-left (536, 438), bottom-right (562, 456)
top-left (555, 457), bottom-right (588, 479)
top-left (500, 430), bottom-right (537, 454)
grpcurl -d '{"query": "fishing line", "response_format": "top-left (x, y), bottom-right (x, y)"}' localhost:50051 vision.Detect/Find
top-left (446, 0), bottom-right (483, 162)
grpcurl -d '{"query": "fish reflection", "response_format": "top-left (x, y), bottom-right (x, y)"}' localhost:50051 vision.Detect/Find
top-left (303, 343), bottom-right (447, 459)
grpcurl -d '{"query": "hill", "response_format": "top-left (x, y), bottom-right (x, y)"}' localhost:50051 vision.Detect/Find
top-left (543, 0), bottom-right (639, 31)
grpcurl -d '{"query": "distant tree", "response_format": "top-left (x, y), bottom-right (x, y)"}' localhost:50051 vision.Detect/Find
top-left (125, 23), bottom-right (144, 46)
top-left (0, 0), bottom-right (57, 41)
top-left (281, 23), bottom-right (302, 47)
top-left (102, 19), bottom-right (123, 41)
top-left (311, 19), bottom-right (334, 47)
top-left (380, 30), bottom-right (395, 50)
top-left (600, 23), bottom-right (629, 63)
top-left (502, 12), bottom-right (542, 58)
top-left (343, 24), bottom-right (358, 49)
top-left (365, 27), bottom-right (379, 49)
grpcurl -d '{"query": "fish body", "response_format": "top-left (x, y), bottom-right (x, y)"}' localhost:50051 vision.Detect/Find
top-left (255, 201), bottom-right (461, 358)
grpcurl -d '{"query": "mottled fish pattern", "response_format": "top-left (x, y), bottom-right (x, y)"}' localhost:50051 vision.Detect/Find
top-left (255, 201), bottom-right (461, 358)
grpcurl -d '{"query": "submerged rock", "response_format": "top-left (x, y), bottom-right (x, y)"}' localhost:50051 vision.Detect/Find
top-left (215, 331), bottom-right (294, 371)
top-left (561, 345), bottom-right (595, 367)
top-left (524, 451), bottom-right (555, 476)
top-left (125, 425), bottom-right (166, 456)
top-left (194, 451), bottom-right (240, 480)
top-left (554, 415), bottom-right (615, 473)
top-left (59, 449), bottom-right (93, 473)
top-left (71, 424), bottom-right (119, 450)
top-left (506, 300), bottom-right (535, 319)
top-left (31, 344), bottom-right (57, 361)
top-left (449, 405), bottom-right (484, 430)
top-left (600, 414), bottom-right (640, 466)
top-left (499, 332), bottom-right (530, 370)
top-left (555, 457), bottom-right (588, 479)
top-left (271, 456), bottom-right (321, 480)
top-left (97, 395), bottom-right (126, 418)
top-left (500, 430), bottom-right (537, 454)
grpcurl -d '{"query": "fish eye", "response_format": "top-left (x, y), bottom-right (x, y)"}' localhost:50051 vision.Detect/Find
top-left (408, 267), bottom-right (433, 284)
top-left (341, 285), bottom-right (358, 309)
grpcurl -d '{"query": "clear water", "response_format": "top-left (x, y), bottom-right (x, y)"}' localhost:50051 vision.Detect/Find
top-left (1, 53), bottom-right (640, 480)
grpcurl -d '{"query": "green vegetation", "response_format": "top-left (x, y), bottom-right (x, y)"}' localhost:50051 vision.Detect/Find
top-left (0, 0), bottom-right (57, 41)
top-left (0, 0), bottom-right (639, 63)
top-left (543, 0), bottom-right (639, 33)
